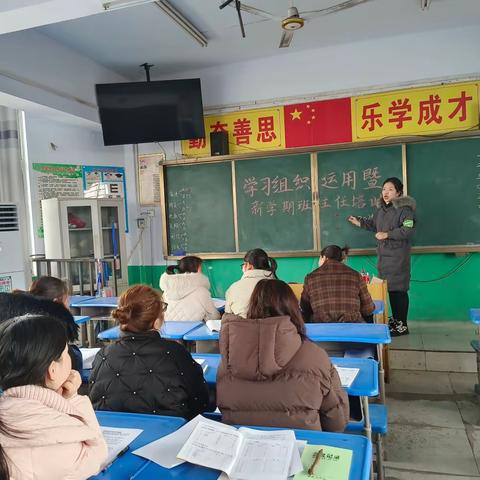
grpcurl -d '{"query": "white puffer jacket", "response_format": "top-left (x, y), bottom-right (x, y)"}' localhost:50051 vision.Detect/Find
top-left (224, 269), bottom-right (275, 318)
top-left (160, 272), bottom-right (221, 322)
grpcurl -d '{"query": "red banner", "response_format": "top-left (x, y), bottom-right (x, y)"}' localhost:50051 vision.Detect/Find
top-left (284, 98), bottom-right (352, 148)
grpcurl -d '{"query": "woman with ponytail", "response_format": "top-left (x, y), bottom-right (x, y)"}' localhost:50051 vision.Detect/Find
top-left (159, 256), bottom-right (220, 322)
top-left (300, 245), bottom-right (375, 324)
top-left (89, 285), bottom-right (210, 419)
top-left (225, 248), bottom-right (278, 318)
top-left (0, 315), bottom-right (107, 480)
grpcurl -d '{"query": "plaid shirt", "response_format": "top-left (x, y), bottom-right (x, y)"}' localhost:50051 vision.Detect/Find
top-left (300, 260), bottom-right (375, 323)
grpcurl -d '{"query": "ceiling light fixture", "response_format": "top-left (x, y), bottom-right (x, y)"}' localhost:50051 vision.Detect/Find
top-left (154, 0), bottom-right (208, 47)
top-left (103, 0), bottom-right (156, 11)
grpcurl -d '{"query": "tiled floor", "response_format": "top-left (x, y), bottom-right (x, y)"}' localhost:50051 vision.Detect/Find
top-left (384, 369), bottom-right (480, 479)
top-left (389, 321), bottom-right (478, 373)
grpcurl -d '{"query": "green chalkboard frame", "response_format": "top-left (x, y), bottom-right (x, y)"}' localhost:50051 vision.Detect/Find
top-left (160, 133), bottom-right (480, 258)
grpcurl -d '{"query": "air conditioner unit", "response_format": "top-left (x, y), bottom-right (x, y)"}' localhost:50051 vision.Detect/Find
top-left (0, 203), bottom-right (26, 292)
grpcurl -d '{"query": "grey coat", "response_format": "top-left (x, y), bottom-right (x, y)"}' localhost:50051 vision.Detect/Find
top-left (359, 196), bottom-right (416, 292)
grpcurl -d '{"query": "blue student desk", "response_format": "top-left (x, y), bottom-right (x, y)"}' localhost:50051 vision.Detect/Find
top-left (184, 322), bottom-right (391, 343)
top-left (74, 296), bottom-right (119, 308)
top-left (74, 315), bottom-right (91, 325)
top-left (192, 353), bottom-right (378, 397)
top-left (470, 308), bottom-right (480, 325)
top-left (92, 411), bottom-right (186, 480)
top-left (127, 423), bottom-right (372, 480)
top-left (70, 295), bottom-right (96, 307)
top-left (97, 321), bottom-right (204, 342)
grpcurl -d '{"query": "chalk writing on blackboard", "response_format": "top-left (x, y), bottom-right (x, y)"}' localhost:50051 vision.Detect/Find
top-left (319, 166), bottom-right (382, 211)
top-left (168, 188), bottom-right (192, 251)
top-left (243, 174), bottom-right (311, 217)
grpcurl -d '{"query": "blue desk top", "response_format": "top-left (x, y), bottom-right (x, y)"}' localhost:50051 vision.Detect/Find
top-left (74, 315), bottom-right (91, 325)
top-left (98, 321), bottom-right (203, 341)
top-left (373, 300), bottom-right (384, 315)
top-left (70, 295), bottom-right (96, 307)
top-left (306, 323), bottom-right (391, 344)
top-left (470, 308), bottom-right (480, 325)
top-left (192, 353), bottom-right (378, 397)
top-left (185, 322), bottom-right (391, 345)
top-left (75, 297), bottom-right (119, 308)
top-left (130, 424), bottom-right (372, 480)
top-left (93, 411), bottom-right (185, 480)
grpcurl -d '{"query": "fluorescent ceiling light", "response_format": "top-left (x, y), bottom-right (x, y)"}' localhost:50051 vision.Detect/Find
top-left (154, 1), bottom-right (208, 47)
top-left (103, 0), bottom-right (156, 11)
top-left (102, 0), bottom-right (208, 47)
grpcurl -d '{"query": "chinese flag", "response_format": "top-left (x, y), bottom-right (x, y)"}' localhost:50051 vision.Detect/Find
top-left (284, 98), bottom-right (352, 148)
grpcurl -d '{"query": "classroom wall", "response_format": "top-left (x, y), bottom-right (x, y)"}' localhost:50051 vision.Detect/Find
top-left (23, 113), bottom-right (131, 255)
top-left (0, 29), bottom-right (127, 122)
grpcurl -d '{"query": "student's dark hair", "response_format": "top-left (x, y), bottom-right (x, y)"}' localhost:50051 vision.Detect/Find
top-left (0, 292), bottom-right (78, 342)
top-left (244, 248), bottom-right (278, 279)
top-left (112, 285), bottom-right (165, 333)
top-left (247, 279), bottom-right (306, 340)
top-left (0, 314), bottom-right (68, 480)
top-left (29, 276), bottom-right (68, 303)
top-left (320, 245), bottom-right (350, 262)
top-left (166, 256), bottom-right (203, 275)
top-left (383, 177), bottom-right (403, 195)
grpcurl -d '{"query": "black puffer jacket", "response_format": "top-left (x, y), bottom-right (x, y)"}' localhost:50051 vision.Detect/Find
top-left (359, 196), bottom-right (416, 291)
top-left (88, 330), bottom-right (210, 419)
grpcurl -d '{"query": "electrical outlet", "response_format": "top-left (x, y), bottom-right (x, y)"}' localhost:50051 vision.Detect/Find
top-left (136, 218), bottom-right (146, 229)
top-left (141, 209), bottom-right (155, 217)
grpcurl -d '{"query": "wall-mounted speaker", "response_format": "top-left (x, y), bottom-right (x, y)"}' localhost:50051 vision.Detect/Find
top-left (210, 131), bottom-right (229, 156)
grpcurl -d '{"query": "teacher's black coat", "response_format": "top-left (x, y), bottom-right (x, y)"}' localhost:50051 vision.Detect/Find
top-left (359, 196), bottom-right (416, 292)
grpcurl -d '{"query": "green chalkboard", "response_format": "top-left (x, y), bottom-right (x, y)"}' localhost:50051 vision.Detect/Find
top-left (407, 137), bottom-right (480, 247)
top-left (318, 145), bottom-right (403, 249)
top-left (235, 154), bottom-right (314, 251)
top-left (165, 162), bottom-right (235, 253)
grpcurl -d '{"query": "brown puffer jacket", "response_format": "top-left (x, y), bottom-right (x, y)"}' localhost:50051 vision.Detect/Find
top-left (217, 314), bottom-right (349, 431)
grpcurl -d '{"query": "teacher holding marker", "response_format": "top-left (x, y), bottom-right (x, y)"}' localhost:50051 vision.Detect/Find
top-left (348, 177), bottom-right (416, 336)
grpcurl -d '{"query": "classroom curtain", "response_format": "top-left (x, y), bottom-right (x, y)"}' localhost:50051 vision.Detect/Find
top-left (0, 105), bottom-right (22, 203)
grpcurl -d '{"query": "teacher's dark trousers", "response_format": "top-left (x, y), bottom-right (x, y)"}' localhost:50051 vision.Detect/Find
top-left (389, 291), bottom-right (409, 325)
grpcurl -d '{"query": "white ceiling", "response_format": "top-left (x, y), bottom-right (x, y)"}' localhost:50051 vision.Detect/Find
top-left (15, 0), bottom-right (480, 80)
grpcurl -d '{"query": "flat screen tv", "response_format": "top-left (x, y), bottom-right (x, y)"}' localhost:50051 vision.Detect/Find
top-left (95, 78), bottom-right (205, 146)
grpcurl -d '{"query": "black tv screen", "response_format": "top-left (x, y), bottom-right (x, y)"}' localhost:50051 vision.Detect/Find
top-left (95, 78), bottom-right (205, 146)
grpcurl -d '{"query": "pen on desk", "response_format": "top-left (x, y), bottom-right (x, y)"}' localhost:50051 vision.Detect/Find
top-left (101, 446), bottom-right (130, 473)
top-left (307, 448), bottom-right (323, 477)
top-left (129, 460), bottom-right (151, 479)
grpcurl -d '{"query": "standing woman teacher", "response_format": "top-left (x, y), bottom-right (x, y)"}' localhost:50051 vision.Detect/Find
top-left (348, 177), bottom-right (416, 336)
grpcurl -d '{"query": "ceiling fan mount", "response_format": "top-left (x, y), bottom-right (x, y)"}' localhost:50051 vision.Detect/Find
top-left (281, 7), bottom-right (304, 31)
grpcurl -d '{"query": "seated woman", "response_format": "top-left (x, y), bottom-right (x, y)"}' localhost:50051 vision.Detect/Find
top-left (224, 248), bottom-right (277, 318)
top-left (160, 256), bottom-right (220, 322)
top-left (0, 314), bottom-right (107, 479)
top-left (300, 245), bottom-right (375, 324)
top-left (89, 285), bottom-right (210, 419)
top-left (217, 279), bottom-right (349, 431)
top-left (0, 287), bottom-right (82, 372)
top-left (29, 275), bottom-right (70, 308)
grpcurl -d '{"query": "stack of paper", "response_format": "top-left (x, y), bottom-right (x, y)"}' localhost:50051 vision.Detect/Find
top-left (206, 320), bottom-right (222, 332)
top-left (100, 426), bottom-right (143, 467)
top-left (80, 347), bottom-right (101, 369)
top-left (194, 357), bottom-right (209, 374)
top-left (133, 415), bottom-right (303, 480)
top-left (333, 366), bottom-right (359, 388)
